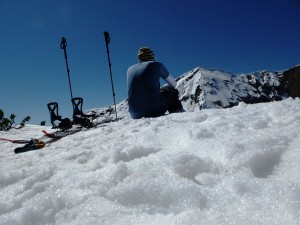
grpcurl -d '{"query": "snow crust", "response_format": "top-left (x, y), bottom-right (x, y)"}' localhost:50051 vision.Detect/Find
top-left (1, 98), bottom-right (300, 224)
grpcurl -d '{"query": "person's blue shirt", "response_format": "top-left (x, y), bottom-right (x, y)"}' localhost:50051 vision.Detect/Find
top-left (127, 61), bottom-right (169, 119)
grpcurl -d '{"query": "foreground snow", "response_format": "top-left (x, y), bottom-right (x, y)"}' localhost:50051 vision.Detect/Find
top-left (1, 98), bottom-right (300, 225)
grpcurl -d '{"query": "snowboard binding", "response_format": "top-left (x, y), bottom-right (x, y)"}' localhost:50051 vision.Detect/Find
top-left (71, 97), bottom-right (96, 128)
top-left (47, 102), bottom-right (72, 130)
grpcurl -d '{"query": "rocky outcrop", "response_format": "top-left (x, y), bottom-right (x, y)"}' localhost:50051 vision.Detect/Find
top-left (283, 65), bottom-right (300, 98)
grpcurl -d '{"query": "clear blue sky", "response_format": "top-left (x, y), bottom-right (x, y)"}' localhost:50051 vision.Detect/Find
top-left (1, 0), bottom-right (300, 125)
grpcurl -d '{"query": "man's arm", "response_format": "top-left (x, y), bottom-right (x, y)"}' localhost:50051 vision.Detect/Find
top-left (158, 62), bottom-right (177, 88)
top-left (164, 74), bottom-right (177, 88)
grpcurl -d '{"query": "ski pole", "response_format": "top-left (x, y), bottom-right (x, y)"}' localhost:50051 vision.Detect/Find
top-left (103, 31), bottom-right (118, 121)
top-left (60, 37), bottom-right (74, 100)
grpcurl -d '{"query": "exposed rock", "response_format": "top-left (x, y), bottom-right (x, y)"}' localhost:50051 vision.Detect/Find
top-left (283, 65), bottom-right (300, 98)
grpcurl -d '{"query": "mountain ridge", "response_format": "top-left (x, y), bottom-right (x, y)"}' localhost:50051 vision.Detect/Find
top-left (90, 65), bottom-right (299, 119)
top-left (176, 66), bottom-right (288, 112)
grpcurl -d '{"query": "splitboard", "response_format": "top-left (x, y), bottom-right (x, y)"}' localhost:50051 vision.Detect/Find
top-left (10, 116), bottom-right (116, 154)
top-left (14, 138), bottom-right (46, 154)
top-left (42, 128), bottom-right (81, 138)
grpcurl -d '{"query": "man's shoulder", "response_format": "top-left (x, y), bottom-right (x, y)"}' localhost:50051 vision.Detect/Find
top-left (128, 61), bottom-right (165, 72)
top-left (127, 63), bottom-right (140, 73)
top-left (144, 61), bottom-right (166, 70)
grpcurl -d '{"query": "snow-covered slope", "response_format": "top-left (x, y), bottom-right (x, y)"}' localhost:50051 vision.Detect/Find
top-left (1, 98), bottom-right (300, 224)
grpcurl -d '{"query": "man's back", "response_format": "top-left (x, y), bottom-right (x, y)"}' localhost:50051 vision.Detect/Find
top-left (127, 61), bottom-right (169, 119)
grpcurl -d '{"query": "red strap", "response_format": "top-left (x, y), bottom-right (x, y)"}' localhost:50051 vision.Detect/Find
top-left (0, 137), bottom-right (29, 144)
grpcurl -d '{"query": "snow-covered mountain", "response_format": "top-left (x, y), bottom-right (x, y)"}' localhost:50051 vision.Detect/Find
top-left (92, 65), bottom-right (300, 119)
top-left (176, 67), bottom-right (288, 111)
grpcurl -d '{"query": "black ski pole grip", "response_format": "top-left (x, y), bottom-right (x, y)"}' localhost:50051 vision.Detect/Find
top-left (60, 37), bottom-right (67, 49)
top-left (104, 31), bottom-right (110, 44)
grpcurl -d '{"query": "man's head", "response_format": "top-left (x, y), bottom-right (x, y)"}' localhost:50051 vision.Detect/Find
top-left (138, 47), bottom-right (155, 62)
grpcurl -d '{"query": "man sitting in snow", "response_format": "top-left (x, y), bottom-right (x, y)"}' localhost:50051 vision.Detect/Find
top-left (127, 47), bottom-right (184, 119)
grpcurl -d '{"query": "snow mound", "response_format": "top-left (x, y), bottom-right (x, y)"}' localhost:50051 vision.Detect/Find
top-left (1, 98), bottom-right (300, 224)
